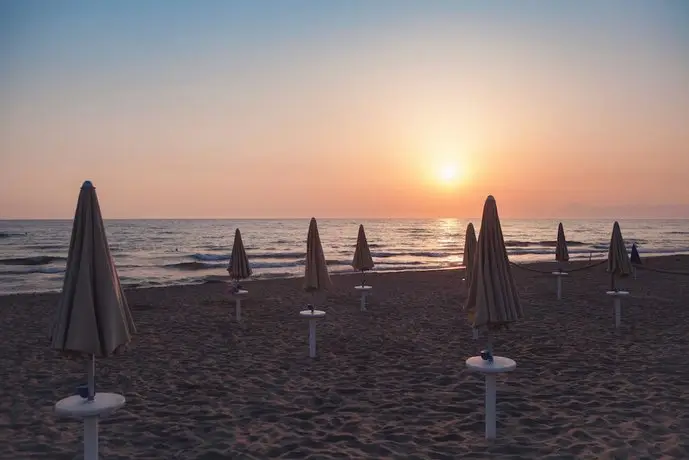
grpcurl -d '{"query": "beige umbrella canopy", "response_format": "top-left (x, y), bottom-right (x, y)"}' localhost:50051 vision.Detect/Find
top-left (50, 181), bottom-right (135, 399)
top-left (352, 224), bottom-right (374, 285)
top-left (228, 228), bottom-right (252, 280)
top-left (463, 222), bottom-right (477, 285)
top-left (303, 218), bottom-right (332, 292)
top-left (607, 221), bottom-right (632, 290)
top-left (555, 222), bottom-right (569, 265)
top-left (464, 196), bottom-right (523, 332)
top-left (50, 181), bottom-right (135, 358)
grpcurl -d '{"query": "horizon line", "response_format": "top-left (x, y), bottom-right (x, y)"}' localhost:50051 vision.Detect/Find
top-left (2, 216), bottom-right (689, 221)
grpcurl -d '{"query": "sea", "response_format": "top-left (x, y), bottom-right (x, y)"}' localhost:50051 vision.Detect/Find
top-left (1, 219), bottom-right (688, 295)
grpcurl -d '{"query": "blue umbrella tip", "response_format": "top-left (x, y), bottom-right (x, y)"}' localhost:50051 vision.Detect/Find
top-left (81, 180), bottom-right (94, 188)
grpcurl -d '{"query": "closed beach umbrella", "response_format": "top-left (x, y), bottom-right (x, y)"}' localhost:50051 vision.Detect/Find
top-left (50, 181), bottom-right (135, 397)
top-left (352, 224), bottom-right (374, 286)
top-left (463, 222), bottom-right (477, 285)
top-left (465, 196), bottom-right (523, 331)
top-left (630, 243), bottom-right (642, 265)
top-left (630, 242), bottom-right (641, 280)
top-left (228, 228), bottom-right (252, 280)
top-left (304, 217), bottom-right (332, 292)
top-left (607, 221), bottom-right (632, 290)
top-left (555, 222), bottom-right (569, 264)
top-left (352, 224), bottom-right (374, 271)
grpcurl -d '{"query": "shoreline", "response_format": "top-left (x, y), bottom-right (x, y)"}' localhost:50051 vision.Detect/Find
top-left (0, 256), bottom-right (619, 299)
top-left (4, 253), bottom-right (685, 299)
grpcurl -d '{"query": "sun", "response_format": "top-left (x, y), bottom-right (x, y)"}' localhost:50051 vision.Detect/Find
top-left (438, 164), bottom-right (459, 183)
top-left (423, 148), bottom-right (470, 189)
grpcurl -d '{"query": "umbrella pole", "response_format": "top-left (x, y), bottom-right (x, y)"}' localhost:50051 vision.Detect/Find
top-left (309, 291), bottom-right (317, 357)
top-left (610, 273), bottom-right (616, 291)
top-left (87, 354), bottom-right (95, 401)
top-left (484, 329), bottom-right (496, 439)
top-left (235, 277), bottom-right (242, 322)
top-left (84, 354), bottom-right (99, 459)
top-left (485, 330), bottom-right (493, 356)
top-left (361, 270), bottom-right (366, 287)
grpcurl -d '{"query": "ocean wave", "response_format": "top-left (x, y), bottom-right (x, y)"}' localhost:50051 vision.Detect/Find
top-left (0, 255), bottom-right (66, 266)
top-left (371, 251), bottom-right (449, 258)
top-left (350, 242), bottom-right (385, 248)
top-left (0, 232), bottom-right (27, 239)
top-left (191, 253), bottom-right (229, 262)
top-left (201, 245), bottom-right (227, 251)
top-left (637, 247), bottom-right (689, 255)
top-left (375, 260), bottom-right (425, 266)
top-left (116, 263), bottom-right (149, 269)
top-left (120, 279), bottom-right (169, 289)
top-left (1, 266), bottom-right (65, 275)
top-left (23, 243), bottom-right (67, 251)
top-left (167, 260), bottom-right (307, 271)
top-left (334, 263), bottom-right (457, 274)
top-left (249, 272), bottom-right (295, 280)
top-left (509, 248), bottom-right (603, 256)
top-left (413, 251), bottom-right (448, 258)
top-left (251, 251), bottom-right (306, 260)
top-left (256, 260), bottom-right (304, 268)
top-left (372, 251), bottom-right (401, 258)
top-left (194, 249), bottom-right (452, 262)
top-left (504, 240), bottom-right (537, 248)
top-left (504, 240), bottom-right (587, 248)
top-left (167, 257), bottom-right (436, 272)
top-left (185, 248), bottom-right (649, 268)
top-left (167, 261), bottom-right (223, 271)
top-left (191, 251), bottom-right (309, 262)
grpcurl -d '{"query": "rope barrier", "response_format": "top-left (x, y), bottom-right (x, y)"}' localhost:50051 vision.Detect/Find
top-left (566, 259), bottom-right (608, 272)
top-left (510, 259), bottom-right (689, 276)
top-left (508, 259), bottom-right (689, 277)
top-left (509, 258), bottom-right (607, 274)
top-left (508, 262), bottom-right (552, 274)
top-left (634, 264), bottom-right (689, 276)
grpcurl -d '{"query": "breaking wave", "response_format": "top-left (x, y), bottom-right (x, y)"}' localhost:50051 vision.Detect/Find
top-left (0, 256), bottom-right (66, 266)
top-left (0, 232), bottom-right (27, 239)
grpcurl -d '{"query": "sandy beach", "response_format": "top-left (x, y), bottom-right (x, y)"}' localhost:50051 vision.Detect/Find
top-left (1, 255), bottom-right (689, 459)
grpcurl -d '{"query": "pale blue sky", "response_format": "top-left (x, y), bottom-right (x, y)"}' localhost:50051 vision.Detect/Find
top-left (1, 1), bottom-right (688, 218)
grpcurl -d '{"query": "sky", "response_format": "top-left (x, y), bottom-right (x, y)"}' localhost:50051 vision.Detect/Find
top-left (1, 0), bottom-right (688, 219)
